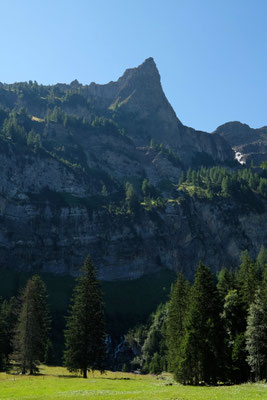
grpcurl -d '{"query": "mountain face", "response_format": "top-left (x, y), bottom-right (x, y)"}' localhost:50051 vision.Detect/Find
top-left (0, 58), bottom-right (234, 166)
top-left (213, 121), bottom-right (267, 165)
top-left (0, 58), bottom-right (266, 280)
top-left (83, 58), bottom-right (234, 164)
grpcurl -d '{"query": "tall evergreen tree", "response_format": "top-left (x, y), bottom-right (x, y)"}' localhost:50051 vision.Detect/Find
top-left (166, 272), bottom-right (190, 377)
top-left (0, 297), bottom-right (18, 371)
top-left (256, 246), bottom-right (267, 279)
top-left (222, 289), bottom-right (249, 382)
top-left (237, 250), bottom-right (259, 310)
top-left (217, 267), bottom-right (235, 300)
top-left (125, 182), bottom-right (139, 212)
top-left (245, 290), bottom-right (267, 381)
top-left (178, 262), bottom-right (226, 384)
top-left (13, 276), bottom-right (50, 374)
top-left (0, 300), bottom-right (8, 371)
top-left (64, 255), bottom-right (106, 378)
top-left (262, 263), bottom-right (267, 309)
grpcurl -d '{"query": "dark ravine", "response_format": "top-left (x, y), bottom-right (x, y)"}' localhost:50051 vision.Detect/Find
top-left (0, 58), bottom-right (266, 281)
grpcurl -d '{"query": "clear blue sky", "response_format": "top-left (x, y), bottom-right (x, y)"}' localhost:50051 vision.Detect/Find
top-left (1, 0), bottom-right (267, 132)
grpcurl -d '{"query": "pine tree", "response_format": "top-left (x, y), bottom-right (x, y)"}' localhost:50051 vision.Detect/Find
top-left (222, 289), bottom-right (249, 382)
top-left (217, 267), bottom-right (235, 300)
top-left (125, 182), bottom-right (138, 211)
top-left (221, 177), bottom-right (231, 196)
top-left (178, 262), bottom-right (226, 384)
top-left (0, 297), bottom-right (18, 371)
top-left (256, 246), bottom-right (267, 279)
top-left (262, 264), bottom-right (267, 310)
top-left (13, 276), bottom-right (50, 374)
top-left (142, 178), bottom-right (153, 198)
top-left (0, 300), bottom-right (7, 371)
top-left (166, 273), bottom-right (190, 377)
top-left (245, 290), bottom-right (267, 381)
top-left (237, 250), bottom-right (259, 310)
top-left (64, 255), bottom-right (106, 378)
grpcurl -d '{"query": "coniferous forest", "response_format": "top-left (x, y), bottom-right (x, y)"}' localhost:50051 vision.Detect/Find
top-left (1, 247), bottom-right (267, 385)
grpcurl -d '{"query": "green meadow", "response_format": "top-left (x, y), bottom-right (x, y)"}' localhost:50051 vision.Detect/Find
top-left (0, 366), bottom-right (266, 400)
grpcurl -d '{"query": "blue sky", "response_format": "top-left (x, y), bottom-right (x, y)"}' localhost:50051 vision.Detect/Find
top-left (0, 0), bottom-right (266, 132)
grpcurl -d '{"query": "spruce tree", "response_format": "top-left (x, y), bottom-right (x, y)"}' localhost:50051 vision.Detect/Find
top-left (0, 300), bottom-right (7, 371)
top-left (166, 272), bottom-right (190, 377)
top-left (125, 182), bottom-right (138, 212)
top-left (222, 289), bottom-right (249, 382)
top-left (237, 250), bottom-right (259, 310)
top-left (256, 246), bottom-right (267, 279)
top-left (13, 276), bottom-right (50, 374)
top-left (0, 297), bottom-right (18, 371)
top-left (64, 255), bottom-right (106, 378)
top-left (178, 262), bottom-right (226, 384)
top-left (262, 264), bottom-right (267, 309)
top-left (245, 290), bottom-right (267, 381)
top-left (217, 267), bottom-right (235, 300)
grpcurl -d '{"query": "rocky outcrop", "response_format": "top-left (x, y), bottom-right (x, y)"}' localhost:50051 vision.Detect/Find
top-left (213, 121), bottom-right (267, 165)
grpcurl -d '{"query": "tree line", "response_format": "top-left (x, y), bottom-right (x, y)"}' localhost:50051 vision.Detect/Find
top-left (179, 165), bottom-right (267, 200)
top-left (1, 248), bottom-right (267, 384)
top-left (166, 248), bottom-right (267, 384)
top-left (0, 256), bottom-right (105, 378)
top-left (122, 247), bottom-right (267, 384)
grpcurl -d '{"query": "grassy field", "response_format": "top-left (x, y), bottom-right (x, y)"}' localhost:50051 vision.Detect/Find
top-left (0, 366), bottom-right (267, 400)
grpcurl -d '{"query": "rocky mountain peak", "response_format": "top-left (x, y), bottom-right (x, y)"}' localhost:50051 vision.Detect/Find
top-left (119, 57), bottom-right (160, 83)
top-left (82, 58), bottom-right (234, 162)
top-left (70, 79), bottom-right (81, 88)
top-left (214, 121), bottom-right (251, 134)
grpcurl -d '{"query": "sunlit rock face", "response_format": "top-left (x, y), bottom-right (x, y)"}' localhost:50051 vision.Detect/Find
top-left (0, 59), bottom-right (265, 280)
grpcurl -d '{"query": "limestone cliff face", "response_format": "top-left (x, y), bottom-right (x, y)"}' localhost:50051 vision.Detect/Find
top-left (0, 59), bottom-right (265, 281)
top-left (0, 156), bottom-right (266, 280)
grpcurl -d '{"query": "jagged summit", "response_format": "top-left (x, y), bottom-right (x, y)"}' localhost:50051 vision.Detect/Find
top-left (121, 57), bottom-right (159, 79)
top-left (87, 57), bottom-right (161, 102)
top-left (0, 58), bottom-right (234, 164)
top-left (142, 56), bottom-right (156, 65)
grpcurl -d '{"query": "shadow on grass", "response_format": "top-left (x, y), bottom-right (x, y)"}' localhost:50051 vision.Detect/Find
top-left (101, 377), bottom-right (131, 380)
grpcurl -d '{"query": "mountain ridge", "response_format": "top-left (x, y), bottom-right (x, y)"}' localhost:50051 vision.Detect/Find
top-left (0, 57), bottom-right (234, 165)
top-left (0, 59), bottom-right (266, 280)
